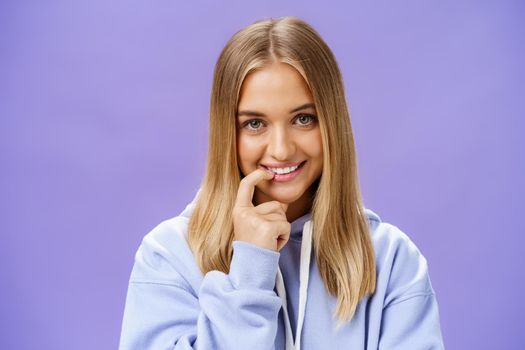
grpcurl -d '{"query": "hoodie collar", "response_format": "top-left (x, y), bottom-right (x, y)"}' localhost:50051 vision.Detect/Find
top-left (290, 211), bottom-right (312, 241)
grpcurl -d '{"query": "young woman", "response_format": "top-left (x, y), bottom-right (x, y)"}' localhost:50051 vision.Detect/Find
top-left (119, 16), bottom-right (444, 350)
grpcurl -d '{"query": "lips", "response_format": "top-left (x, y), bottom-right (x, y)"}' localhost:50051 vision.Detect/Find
top-left (261, 161), bottom-right (305, 168)
top-left (261, 160), bottom-right (306, 170)
top-left (270, 161), bottom-right (306, 182)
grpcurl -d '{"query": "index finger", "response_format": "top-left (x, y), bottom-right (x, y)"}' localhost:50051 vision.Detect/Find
top-left (235, 168), bottom-right (274, 207)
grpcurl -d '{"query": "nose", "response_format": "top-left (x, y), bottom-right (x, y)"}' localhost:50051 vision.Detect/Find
top-left (268, 126), bottom-right (295, 161)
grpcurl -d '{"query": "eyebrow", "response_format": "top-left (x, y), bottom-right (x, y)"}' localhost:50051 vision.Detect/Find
top-left (236, 103), bottom-right (316, 117)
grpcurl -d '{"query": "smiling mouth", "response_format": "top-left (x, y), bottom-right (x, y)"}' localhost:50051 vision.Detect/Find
top-left (262, 161), bottom-right (307, 175)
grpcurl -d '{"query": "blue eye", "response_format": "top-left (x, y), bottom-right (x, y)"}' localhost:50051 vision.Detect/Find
top-left (244, 119), bottom-right (264, 131)
top-left (296, 114), bottom-right (317, 126)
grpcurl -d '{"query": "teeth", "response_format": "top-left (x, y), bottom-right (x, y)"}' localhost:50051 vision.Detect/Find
top-left (267, 164), bottom-right (300, 175)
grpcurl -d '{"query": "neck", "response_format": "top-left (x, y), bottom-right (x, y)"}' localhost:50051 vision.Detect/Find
top-left (285, 192), bottom-right (313, 222)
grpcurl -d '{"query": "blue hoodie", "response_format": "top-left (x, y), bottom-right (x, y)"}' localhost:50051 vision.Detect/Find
top-left (119, 191), bottom-right (445, 349)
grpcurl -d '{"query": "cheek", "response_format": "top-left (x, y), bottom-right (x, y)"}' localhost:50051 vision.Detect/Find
top-left (305, 132), bottom-right (323, 177)
top-left (237, 136), bottom-right (263, 169)
top-left (300, 131), bottom-right (323, 159)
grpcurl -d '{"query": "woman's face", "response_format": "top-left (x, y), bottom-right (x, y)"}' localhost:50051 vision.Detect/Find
top-left (236, 62), bottom-right (323, 216)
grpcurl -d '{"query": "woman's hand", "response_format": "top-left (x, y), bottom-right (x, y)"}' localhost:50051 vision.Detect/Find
top-left (233, 168), bottom-right (291, 252)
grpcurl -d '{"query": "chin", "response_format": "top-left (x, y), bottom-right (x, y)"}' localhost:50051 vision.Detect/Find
top-left (264, 185), bottom-right (306, 204)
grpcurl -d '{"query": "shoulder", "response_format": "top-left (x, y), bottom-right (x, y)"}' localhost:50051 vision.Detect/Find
top-left (364, 208), bottom-right (436, 306)
top-left (129, 199), bottom-right (202, 289)
top-left (139, 215), bottom-right (193, 268)
top-left (364, 208), bottom-right (424, 268)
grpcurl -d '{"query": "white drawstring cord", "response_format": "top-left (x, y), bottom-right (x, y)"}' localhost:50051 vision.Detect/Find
top-left (276, 220), bottom-right (313, 350)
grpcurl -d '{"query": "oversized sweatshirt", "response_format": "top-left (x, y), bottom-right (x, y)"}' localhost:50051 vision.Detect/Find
top-left (119, 191), bottom-right (445, 349)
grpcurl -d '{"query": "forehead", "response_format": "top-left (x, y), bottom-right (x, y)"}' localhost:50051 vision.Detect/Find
top-left (238, 63), bottom-right (313, 111)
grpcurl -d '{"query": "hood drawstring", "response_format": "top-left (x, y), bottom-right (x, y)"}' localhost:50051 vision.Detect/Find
top-left (276, 219), bottom-right (313, 350)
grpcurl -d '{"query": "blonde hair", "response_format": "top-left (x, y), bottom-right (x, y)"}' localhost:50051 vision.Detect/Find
top-left (188, 16), bottom-right (376, 326)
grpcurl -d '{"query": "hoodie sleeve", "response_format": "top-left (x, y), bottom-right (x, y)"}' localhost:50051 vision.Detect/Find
top-left (379, 293), bottom-right (444, 349)
top-left (119, 232), bottom-right (282, 350)
top-left (377, 224), bottom-right (445, 350)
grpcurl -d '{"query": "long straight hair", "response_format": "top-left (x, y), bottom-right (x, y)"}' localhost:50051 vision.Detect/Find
top-left (187, 16), bottom-right (376, 326)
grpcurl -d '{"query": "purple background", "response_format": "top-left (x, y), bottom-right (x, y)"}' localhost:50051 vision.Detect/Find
top-left (2, 1), bottom-right (524, 349)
